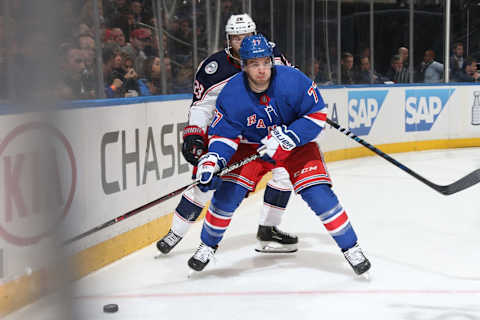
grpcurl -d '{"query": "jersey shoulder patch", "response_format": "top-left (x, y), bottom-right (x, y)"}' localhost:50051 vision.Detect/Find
top-left (204, 60), bottom-right (219, 74)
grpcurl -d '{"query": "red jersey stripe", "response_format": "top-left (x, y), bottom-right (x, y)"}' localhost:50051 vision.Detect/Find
top-left (307, 112), bottom-right (327, 121)
top-left (323, 211), bottom-right (348, 231)
top-left (205, 210), bottom-right (232, 228)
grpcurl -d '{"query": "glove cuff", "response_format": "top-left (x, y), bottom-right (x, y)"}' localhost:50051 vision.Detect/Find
top-left (271, 125), bottom-right (299, 151)
top-left (183, 125), bottom-right (207, 139)
top-left (198, 152), bottom-right (227, 170)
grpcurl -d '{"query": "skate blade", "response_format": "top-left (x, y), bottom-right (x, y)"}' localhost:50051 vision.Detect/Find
top-left (255, 242), bottom-right (298, 253)
top-left (154, 254), bottom-right (164, 259)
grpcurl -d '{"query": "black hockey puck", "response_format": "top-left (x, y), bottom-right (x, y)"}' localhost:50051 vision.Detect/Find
top-left (103, 303), bottom-right (119, 313)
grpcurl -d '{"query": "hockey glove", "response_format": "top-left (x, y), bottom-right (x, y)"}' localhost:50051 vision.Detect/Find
top-left (182, 125), bottom-right (208, 166)
top-left (259, 125), bottom-right (300, 163)
top-left (196, 153), bottom-right (225, 192)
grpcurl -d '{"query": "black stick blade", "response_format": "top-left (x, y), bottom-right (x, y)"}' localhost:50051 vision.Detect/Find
top-left (437, 169), bottom-right (480, 195)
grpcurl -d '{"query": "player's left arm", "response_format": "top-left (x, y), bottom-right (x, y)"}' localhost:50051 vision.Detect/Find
top-left (196, 102), bottom-right (241, 191)
top-left (206, 102), bottom-right (242, 166)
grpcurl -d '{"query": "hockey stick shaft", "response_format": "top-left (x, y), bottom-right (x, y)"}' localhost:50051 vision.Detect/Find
top-left (64, 150), bottom-right (263, 245)
top-left (326, 118), bottom-right (480, 195)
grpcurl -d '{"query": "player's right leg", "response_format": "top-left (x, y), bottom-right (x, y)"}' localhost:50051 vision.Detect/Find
top-left (188, 181), bottom-right (249, 271)
top-left (256, 167), bottom-right (298, 253)
top-left (286, 142), bottom-right (371, 277)
top-left (156, 185), bottom-right (213, 254)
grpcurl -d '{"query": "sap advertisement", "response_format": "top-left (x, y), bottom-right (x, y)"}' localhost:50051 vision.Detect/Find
top-left (405, 89), bottom-right (455, 132)
top-left (319, 84), bottom-right (479, 152)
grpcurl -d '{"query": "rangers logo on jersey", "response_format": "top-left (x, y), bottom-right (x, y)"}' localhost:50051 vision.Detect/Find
top-left (205, 61), bottom-right (219, 74)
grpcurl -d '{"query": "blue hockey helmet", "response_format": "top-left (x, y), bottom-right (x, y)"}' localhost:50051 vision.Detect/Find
top-left (239, 34), bottom-right (273, 62)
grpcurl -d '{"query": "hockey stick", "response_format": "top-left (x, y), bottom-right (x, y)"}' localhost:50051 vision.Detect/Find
top-left (326, 118), bottom-right (480, 196)
top-left (63, 149), bottom-right (264, 245)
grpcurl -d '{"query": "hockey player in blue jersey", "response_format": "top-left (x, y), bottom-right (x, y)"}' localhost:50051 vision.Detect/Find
top-left (156, 14), bottom-right (297, 255)
top-left (188, 34), bottom-right (371, 277)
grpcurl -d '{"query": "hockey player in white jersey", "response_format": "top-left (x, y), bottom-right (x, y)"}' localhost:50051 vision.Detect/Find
top-left (187, 34), bottom-right (371, 277)
top-left (157, 14), bottom-right (297, 255)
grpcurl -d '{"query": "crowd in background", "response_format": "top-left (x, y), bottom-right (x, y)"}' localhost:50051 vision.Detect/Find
top-left (0, 0), bottom-right (479, 102)
top-left (313, 42), bottom-right (479, 86)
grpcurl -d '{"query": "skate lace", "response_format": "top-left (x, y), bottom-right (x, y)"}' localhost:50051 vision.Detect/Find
top-left (344, 246), bottom-right (366, 266)
top-left (163, 231), bottom-right (181, 246)
top-left (193, 243), bottom-right (215, 263)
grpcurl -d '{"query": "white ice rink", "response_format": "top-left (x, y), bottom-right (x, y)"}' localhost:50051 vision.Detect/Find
top-left (8, 147), bottom-right (480, 320)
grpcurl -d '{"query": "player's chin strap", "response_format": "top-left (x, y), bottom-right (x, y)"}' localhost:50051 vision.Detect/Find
top-left (63, 147), bottom-right (267, 245)
top-left (326, 118), bottom-right (480, 195)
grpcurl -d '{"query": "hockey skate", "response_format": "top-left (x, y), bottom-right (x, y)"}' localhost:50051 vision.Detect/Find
top-left (156, 230), bottom-right (182, 254)
top-left (343, 244), bottom-right (371, 278)
top-left (188, 242), bottom-right (218, 272)
top-left (255, 225), bottom-right (298, 253)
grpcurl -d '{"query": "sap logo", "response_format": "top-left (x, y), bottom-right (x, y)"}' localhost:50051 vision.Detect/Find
top-left (348, 90), bottom-right (388, 136)
top-left (405, 89), bottom-right (455, 132)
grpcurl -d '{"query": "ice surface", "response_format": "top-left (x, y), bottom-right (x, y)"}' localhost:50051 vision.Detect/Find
top-left (7, 148), bottom-right (480, 320)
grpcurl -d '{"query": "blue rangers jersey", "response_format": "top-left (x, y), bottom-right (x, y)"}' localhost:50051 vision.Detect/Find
top-left (208, 65), bottom-right (327, 163)
top-left (189, 45), bottom-right (291, 132)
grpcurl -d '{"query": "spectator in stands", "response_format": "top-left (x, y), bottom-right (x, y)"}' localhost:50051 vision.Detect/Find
top-left (398, 46), bottom-right (409, 68)
top-left (418, 49), bottom-right (443, 83)
top-left (74, 23), bottom-right (94, 39)
top-left (353, 46), bottom-right (368, 68)
top-left (142, 56), bottom-right (172, 94)
top-left (56, 45), bottom-right (93, 100)
top-left (172, 59), bottom-right (192, 93)
top-left (104, 0), bottom-right (130, 24)
top-left (81, 46), bottom-right (97, 96)
top-left (130, 1), bottom-right (145, 25)
top-left (454, 57), bottom-right (480, 82)
top-left (305, 58), bottom-right (322, 82)
top-left (303, 57), bottom-right (329, 84)
top-left (78, 34), bottom-right (95, 51)
top-left (385, 54), bottom-right (410, 83)
top-left (340, 52), bottom-right (355, 84)
top-left (112, 27), bottom-right (136, 59)
top-left (103, 29), bottom-right (119, 51)
top-left (80, 0), bottom-right (104, 29)
top-left (77, 33), bottom-right (97, 96)
top-left (130, 27), bottom-right (152, 76)
top-left (355, 56), bottom-right (384, 84)
top-left (103, 47), bottom-right (124, 98)
top-left (171, 17), bottom-right (194, 59)
top-left (450, 42), bottom-right (464, 80)
top-left (122, 52), bottom-right (135, 71)
top-left (104, 48), bottom-right (149, 97)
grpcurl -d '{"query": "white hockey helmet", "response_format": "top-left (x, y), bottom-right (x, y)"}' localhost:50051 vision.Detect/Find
top-left (225, 14), bottom-right (257, 59)
top-left (225, 13), bottom-right (256, 35)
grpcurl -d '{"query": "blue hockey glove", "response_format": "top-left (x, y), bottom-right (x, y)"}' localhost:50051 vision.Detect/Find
top-left (259, 125), bottom-right (300, 163)
top-left (196, 153), bottom-right (225, 192)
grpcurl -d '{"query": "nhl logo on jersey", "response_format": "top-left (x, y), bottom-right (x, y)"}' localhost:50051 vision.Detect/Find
top-left (205, 61), bottom-right (218, 74)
